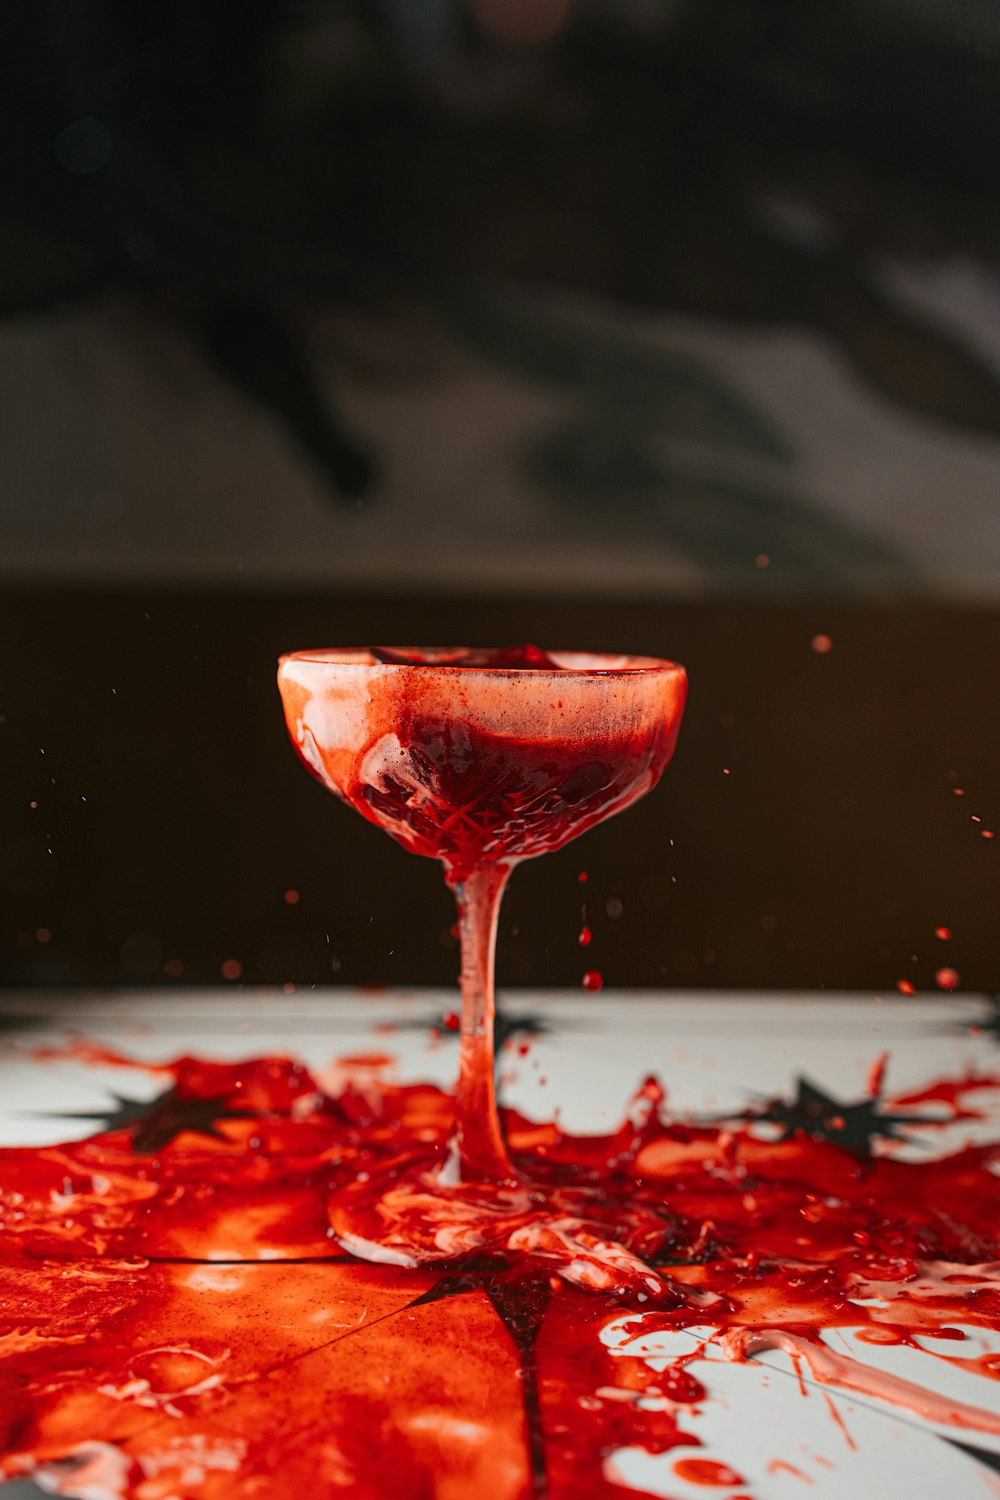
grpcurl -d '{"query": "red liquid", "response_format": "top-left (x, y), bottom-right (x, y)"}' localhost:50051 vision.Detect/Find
top-left (278, 645), bottom-right (687, 1181)
top-left (361, 716), bottom-right (670, 876)
top-left (298, 711), bottom-right (679, 884)
top-left (1, 1044), bottom-right (999, 1498)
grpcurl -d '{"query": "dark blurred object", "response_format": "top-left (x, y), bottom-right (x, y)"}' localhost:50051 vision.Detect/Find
top-left (2, 587), bottom-right (999, 994)
top-left (3, 0), bottom-right (1000, 508)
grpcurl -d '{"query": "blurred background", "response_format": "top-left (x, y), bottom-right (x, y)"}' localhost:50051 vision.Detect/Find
top-left (2, 0), bottom-right (999, 993)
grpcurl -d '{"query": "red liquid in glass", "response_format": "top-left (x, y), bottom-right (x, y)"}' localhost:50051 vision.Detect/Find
top-left (278, 645), bottom-right (686, 1180)
top-left (282, 645), bottom-right (684, 881)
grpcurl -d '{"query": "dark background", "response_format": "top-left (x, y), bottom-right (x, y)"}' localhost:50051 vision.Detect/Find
top-left (2, 2), bottom-right (1000, 992)
top-left (3, 588), bottom-right (998, 993)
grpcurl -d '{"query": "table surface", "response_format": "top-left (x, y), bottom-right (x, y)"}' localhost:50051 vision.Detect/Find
top-left (0, 988), bottom-right (999, 1499)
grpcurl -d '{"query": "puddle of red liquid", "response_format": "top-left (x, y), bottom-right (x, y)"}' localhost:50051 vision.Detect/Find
top-left (0, 1047), bottom-right (998, 1497)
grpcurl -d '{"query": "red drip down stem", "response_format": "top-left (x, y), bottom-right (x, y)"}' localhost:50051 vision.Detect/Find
top-left (449, 863), bottom-right (515, 1182)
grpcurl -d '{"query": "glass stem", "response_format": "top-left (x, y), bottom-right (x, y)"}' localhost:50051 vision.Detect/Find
top-left (449, 862), bottom-right (514, 1182)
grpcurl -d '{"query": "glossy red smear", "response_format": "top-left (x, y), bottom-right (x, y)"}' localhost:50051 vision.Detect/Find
top-left (0, 1049), bottom-right (999, 1497)
top-left (890, 1070), bottom-right (1000, 1119)
top-left (866, 1050), bottom-right (889, 1097)
top-left (725, 1328), bottom-right (1000, 1437)
top-left (673, 1457), bottom-right (745, 1485)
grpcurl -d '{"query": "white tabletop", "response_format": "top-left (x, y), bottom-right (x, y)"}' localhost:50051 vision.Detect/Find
top-left (0, 989), bottom-right (998, 1499)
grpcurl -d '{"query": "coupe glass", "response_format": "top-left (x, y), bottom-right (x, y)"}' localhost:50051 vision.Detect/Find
top-left (277, 647), bottom-right (687, 1183)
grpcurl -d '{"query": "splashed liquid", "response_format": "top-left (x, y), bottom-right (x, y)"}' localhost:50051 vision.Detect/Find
top-left (1, 1041), bottom-right (999, 1497)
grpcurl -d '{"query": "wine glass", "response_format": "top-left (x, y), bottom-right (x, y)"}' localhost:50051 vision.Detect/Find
top-left (277, 646), bottom-right (687, 1187)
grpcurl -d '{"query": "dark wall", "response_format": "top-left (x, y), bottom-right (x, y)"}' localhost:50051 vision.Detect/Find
top-left (2, 588), bottom-right (998, 993)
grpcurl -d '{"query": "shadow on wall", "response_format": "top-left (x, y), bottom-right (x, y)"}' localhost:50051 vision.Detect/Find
top-left (1, 1), bottom-right (1000, 589)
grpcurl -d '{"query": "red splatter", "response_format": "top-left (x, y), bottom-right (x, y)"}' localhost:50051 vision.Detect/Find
top-left (866, 1051), bottom-right (889, 1098)
top-left (891, 1069), bottom-right (1000, 1117)
top-left (823, 1391), bottom-right (857, 1450)
top-left (30, 1036), bottom-right (174, 1074)
top-left (0, 1046), bottom-right (998, 1496)
top-left (674, 1457), bottom-right (746, 1485)
top-left (442, 1010), bottom-right (460, 1032)
top-left (767, 1458), bottom-right (814, 1482)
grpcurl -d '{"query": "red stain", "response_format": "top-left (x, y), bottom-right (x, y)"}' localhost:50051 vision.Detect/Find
top-left (891, 1070), bottom-right (1000, 1119)
top-left (823, 1391), bottom-right (857, 1450)
top-left (866, 1051), bottom-right (889, 1097)
top-left (767, 1457), bottom-right (814, 1482)
top-left (0, 1045), bottom-right (997, 1496)
top-left (674, 1456), bottom-right (746, 1485)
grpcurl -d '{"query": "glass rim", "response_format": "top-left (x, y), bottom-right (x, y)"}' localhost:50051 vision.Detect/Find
top-left (277, 647), bottom-right (686, 679)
